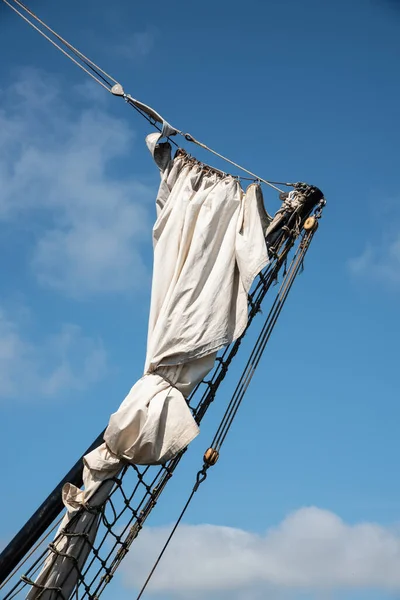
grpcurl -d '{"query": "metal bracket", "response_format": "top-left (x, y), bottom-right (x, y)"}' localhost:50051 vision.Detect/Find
top-left (111, 83), bottom-right (125, 97)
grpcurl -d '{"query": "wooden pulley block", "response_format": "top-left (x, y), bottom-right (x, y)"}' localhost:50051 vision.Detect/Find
top-left (203, 447), bottom-right (219, 466)
top-left (303, 216), bottom-right (318, 231)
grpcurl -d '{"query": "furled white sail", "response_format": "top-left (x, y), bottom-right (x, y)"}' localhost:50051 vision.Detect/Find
top-left (27, 132), bottom-right (269, 600)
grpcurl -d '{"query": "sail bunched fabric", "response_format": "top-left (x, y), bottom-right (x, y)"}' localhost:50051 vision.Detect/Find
top-left (26, 132), bottom-right (271, 600)
top-left (0, 5), bottom-right (326, 596)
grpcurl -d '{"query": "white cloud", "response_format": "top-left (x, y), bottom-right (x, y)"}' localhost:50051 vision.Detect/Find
top-left (121, 507), bottom-right (400, 597)
top-left (348, 235), bottom-right (400, 285)
top-left (0, 306), bottom-right (107, 400)
top-left (115, 29), bottom-right (156, 59)
top-left (0, 69), bottom-right (153, 298)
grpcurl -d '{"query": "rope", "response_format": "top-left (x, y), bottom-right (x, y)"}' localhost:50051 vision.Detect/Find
top-left (3, 0), bottom-right (293, 191)
top-left (133, 216), bottom-right (321, 600)
top-left (123, 97), bottom-right (179, 148)
top-left (0, 516), bottom-right (63, 592)
top-left (1, 202), bottom-right (323, 600)
top-left (11, 0), bottom-right (118, 86)
top-left (211, 233), bottom-right (313, 450)
top-left (135, 467), bottom-right (208, 600)
top-left (184, 133), bottom-right (285, 193)
top-left (2, 0), bottom-right (112, 93)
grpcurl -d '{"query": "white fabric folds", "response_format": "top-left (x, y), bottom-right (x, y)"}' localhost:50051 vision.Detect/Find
top-left (27, 133), bottom-right (269, 600)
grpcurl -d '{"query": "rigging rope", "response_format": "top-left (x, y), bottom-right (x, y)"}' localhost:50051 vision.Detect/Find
top-left (0, 201), bottom-right (324, 600)
top-left (183, 133), bottom-right (287, 193)
top-left (11, 0), bottom-right (118, 87)
top-left (211, 237), bottom-right (310, 450)
top-left (2, 0), bottom-right (293, 192)
top-left (2, 0), bottom-right (112, 93)
top-left (0, 3), bottom-right (328, 596)
top-left (0, 517), bottom-right (63, 592)
top-left (133, 223), bottom-right (319, 600)
top-left (135, 467), bottom-right (208, 600)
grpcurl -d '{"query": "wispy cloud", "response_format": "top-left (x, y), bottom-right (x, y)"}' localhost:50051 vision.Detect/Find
top-left (0, 68), bottom-right (153, 298)
top-left (121, 507), bottom-right (400, 597)
top-left (0, 305), bottom-right (107, 401)
top-left (114, 29), bottom-right (156, 60)
top-left (348, 234), bottom-right (400, 286)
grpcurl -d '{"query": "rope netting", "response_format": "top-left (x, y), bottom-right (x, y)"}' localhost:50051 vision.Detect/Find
top-left (1, 198), bottom-right (325, 600)
top-left (0, 4), bottom-right (329, 598)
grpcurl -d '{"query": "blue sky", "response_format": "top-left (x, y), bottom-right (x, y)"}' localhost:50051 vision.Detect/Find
top-left (1, 0), bottom-right (400, 598)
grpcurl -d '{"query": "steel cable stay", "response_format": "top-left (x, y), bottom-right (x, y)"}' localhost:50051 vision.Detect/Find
top-left (9, 0), bottom-right (118, 87)
top-left (2, 0), bottom-right (113, 93)
top-left (2, 0), bottom-right (295, 190)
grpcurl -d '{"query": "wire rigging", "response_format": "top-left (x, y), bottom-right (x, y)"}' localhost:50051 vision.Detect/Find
top-left (0, 4), bottom-right (328, 598)
top-left (2, 0), bottom-right (112, 93)
top-left (11, 0), bottom-right (118, 87)
top-left (2, 0), bottom-right (293, 191)
top-left (135, 469), bottom-right (206, 600)
top-left (0, 201), bottom-right (324, 600)
top-left (132, 224), bottom-right (320, 600)
top-left (211, 238), bottom-right (310, 450)
top-left (183, 133), bottom-right (287, 193)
